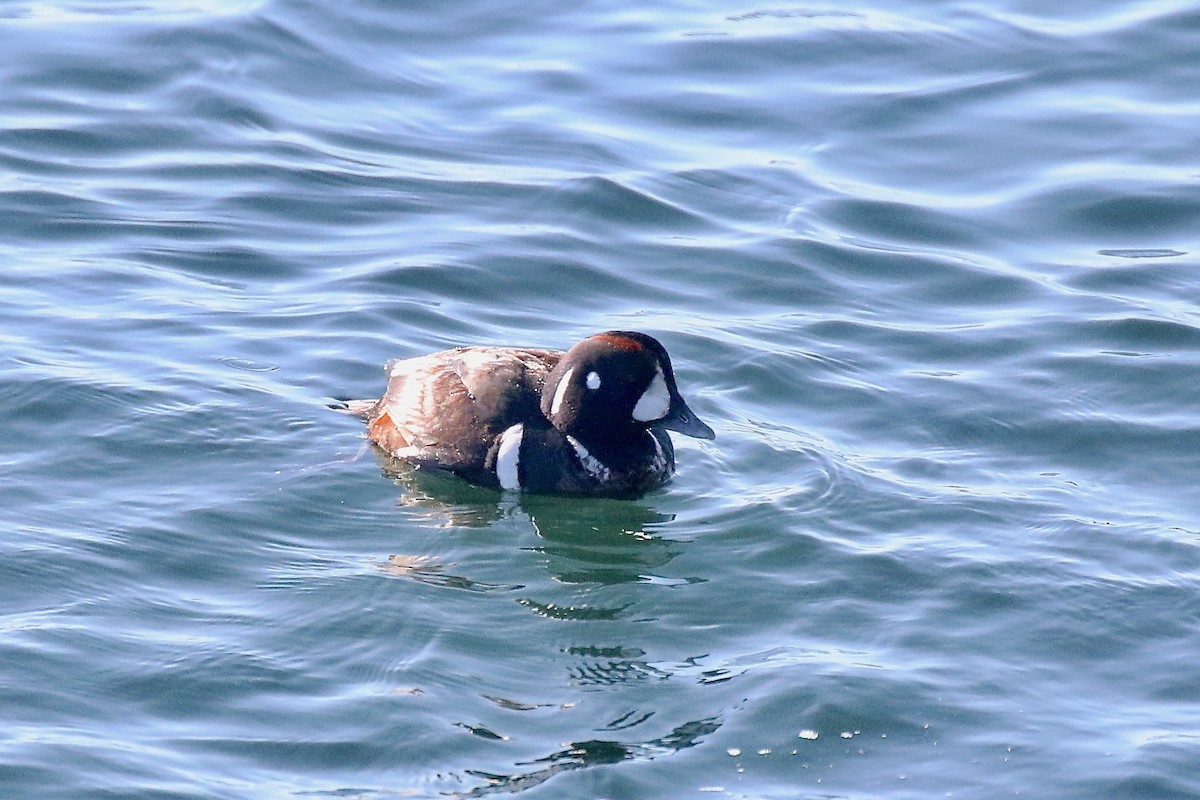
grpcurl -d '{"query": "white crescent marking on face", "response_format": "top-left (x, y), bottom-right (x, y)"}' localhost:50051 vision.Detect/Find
top-left (550, 366), bottom-right (575, 417)
top-left (586, 371), bottom-right (601, 390)
top-left (632, 366), bottom-right (670, 422)
top-left (496, 423), bottom-right (524, 490)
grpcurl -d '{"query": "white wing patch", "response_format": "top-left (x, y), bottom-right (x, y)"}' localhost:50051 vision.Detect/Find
top-left (567, 435), bottom-right (612, 483)
top-left (632, 367), bottom-right (670, 422)
top-left (550, 366), bottom-right (575, 417)
top-left (496, 423), bottom-right (524, 490)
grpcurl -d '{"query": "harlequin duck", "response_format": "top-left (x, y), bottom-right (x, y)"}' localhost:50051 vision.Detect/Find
top-left (339, 331), bottom-right (715, 496)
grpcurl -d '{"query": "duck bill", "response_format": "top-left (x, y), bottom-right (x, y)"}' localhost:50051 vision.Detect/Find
top-left (661, 397), bottom-right (716, 440)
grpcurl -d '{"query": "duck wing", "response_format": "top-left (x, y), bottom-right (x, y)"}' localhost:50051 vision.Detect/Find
top-left (365, 346), bottom-right (561, 474)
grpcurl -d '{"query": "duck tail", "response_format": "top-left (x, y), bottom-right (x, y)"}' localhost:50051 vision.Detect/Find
top-left (328, 398), bottom-right (378, 419)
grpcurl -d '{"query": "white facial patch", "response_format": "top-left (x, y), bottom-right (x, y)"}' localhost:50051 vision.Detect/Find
top-left (632, 366), bottom-right (671, 422)
top-left (586, 371), bottom-right (601, 390)
top-left (495, 423), bottom-right (524, 490)
top-left (550, 366), bottom-right (574, 417)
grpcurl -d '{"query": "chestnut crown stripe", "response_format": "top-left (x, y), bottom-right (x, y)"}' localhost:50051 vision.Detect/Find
top-left (592, 332), bottom-right (646, 351)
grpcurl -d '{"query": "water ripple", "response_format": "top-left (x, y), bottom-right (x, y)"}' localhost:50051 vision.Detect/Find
top-left (3, 0), bottom-right (1200, 797)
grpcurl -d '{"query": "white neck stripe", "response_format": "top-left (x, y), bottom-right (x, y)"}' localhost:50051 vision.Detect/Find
top-left (567, 434), bottom-right (612, 482)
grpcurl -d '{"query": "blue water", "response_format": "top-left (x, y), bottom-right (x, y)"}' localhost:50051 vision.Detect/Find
top-left (3, 0), bottom-right (1200, 797)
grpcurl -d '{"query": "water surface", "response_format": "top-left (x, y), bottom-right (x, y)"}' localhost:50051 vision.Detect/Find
top-left (3, 0), bottom-right (1200, 797)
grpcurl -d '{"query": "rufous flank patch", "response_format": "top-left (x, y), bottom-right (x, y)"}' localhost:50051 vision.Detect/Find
top-left (369, 409), bottom-right (403, 444)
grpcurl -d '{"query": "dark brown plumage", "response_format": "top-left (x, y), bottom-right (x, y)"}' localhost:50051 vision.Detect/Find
top-left (341, 331), bottom-right (714, 496)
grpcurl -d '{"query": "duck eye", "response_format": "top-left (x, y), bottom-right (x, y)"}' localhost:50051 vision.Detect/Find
top-left (586, 371), bottom-right (601, 390)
